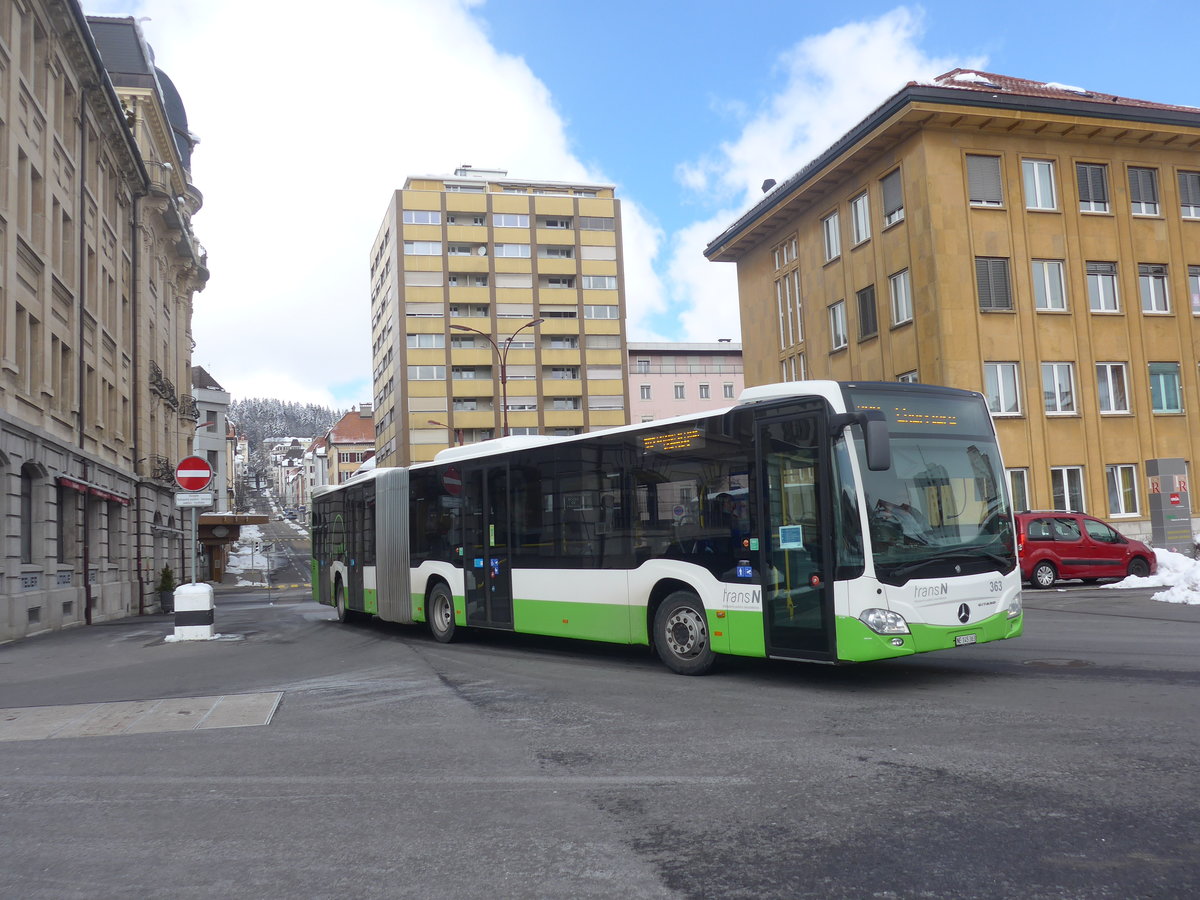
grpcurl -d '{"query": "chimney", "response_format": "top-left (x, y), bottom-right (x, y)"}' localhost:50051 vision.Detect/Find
top-left (359, 402), bottom-right (373, 417)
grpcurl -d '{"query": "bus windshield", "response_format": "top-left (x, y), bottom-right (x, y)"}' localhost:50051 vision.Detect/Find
top-left (844, 385), bottom-right (1015, 585)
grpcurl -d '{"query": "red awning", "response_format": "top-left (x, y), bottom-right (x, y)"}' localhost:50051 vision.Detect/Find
top-left (57, 476), bottom-right (131, 505)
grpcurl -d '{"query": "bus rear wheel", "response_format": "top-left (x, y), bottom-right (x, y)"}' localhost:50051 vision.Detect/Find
top-left (654, 591), bottom-right (716, 675)
top-left (428, 583), bottom-right (458, 643)
top-left (335, 583), bottom-right (354, 623)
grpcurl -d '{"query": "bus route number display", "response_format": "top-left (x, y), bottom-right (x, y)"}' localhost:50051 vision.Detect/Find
top-left (642, 427), bottom-right (704, 453)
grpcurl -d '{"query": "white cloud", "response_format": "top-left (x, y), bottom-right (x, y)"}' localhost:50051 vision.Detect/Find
top-left (94, 0), bottom-right (666, 406)
top-left (668, 7), bottom-right (984, 343)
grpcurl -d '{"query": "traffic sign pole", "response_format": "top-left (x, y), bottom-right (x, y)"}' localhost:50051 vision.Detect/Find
top-left (175, 457), bottom-right (214, 585)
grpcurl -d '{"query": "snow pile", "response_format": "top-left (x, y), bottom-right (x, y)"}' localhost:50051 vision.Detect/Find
top-left (225, 524), bottom-right (267, 587)
top-left (1103, 544), bottom-right (1200, 605)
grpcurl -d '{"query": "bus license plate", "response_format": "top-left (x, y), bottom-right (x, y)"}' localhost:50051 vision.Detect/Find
top-left (955, 634), bottom-right (977, 646)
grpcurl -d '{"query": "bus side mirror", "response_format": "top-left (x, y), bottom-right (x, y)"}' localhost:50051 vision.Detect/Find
top-left (830, 410), bottom-right (891, 471)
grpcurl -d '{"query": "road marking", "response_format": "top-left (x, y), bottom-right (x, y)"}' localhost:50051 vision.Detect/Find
top-left (0, 692), bottom-right (283, 742)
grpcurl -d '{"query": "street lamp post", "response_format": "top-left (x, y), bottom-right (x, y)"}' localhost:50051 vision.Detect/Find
top-left (450, 318), bottom-right (544, 437)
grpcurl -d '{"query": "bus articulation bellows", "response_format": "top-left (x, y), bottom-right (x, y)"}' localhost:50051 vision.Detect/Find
top-left (311, 380), bottom-right (1022, 674)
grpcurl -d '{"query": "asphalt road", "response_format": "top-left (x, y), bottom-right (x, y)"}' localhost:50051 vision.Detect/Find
top-left (0, 583), bottom-right (1197, 899)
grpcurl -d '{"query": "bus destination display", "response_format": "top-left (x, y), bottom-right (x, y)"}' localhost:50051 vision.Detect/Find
top-left (642, 427), bottom-right (705, 453)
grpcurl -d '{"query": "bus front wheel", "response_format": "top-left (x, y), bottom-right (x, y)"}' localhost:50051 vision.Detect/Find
top-left (653, 591), bottom-right (716, 675)
top-left (428, 583), bottom-right (458, 643)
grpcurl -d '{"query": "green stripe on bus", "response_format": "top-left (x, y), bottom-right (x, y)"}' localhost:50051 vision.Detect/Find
top-left (835, 611), bottom-right (1024, 662)
top-left (311, 560), bottom-right (320, 603)
top-left (363, 587), bottom-right (378, 616)
top-left (513, 597), bottom-right (634, 644)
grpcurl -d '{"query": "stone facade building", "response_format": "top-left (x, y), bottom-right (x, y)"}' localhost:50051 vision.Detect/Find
top-left (1, 3), bottom-right (206, 641)
top-left (706, 69), bottom-right (1200, 542)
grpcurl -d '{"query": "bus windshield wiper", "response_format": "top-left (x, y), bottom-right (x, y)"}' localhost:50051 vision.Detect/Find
top-left (887, 548), bottom-right (1012, 581)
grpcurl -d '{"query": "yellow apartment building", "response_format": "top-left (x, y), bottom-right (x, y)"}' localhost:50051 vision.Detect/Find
top-left (370, 167), bottom-right (629, 467)
top-left (706, 70), bottom-right (1200, 543)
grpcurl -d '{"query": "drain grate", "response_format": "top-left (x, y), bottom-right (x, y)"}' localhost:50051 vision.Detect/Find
top-left (0, 692), bottom-right (283, 742)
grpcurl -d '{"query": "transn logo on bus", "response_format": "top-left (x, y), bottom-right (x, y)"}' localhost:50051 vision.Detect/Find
top-left (722, 588), bottom-right (761, 608)
top-left (913, 583), bottom-right (949, 598)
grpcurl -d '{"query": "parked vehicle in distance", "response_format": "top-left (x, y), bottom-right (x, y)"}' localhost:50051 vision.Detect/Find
top-left (284, 510), bottom-right (298, 520)
top-left (1016, 511), bottom-right (1156, 588)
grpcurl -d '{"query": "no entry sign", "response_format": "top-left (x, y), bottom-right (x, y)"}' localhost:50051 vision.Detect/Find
top-left (175, 456), bottom-right (213, 492)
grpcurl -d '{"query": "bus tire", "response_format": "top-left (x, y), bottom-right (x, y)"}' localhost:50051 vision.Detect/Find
top-left (334, 582), bottom-right (354, 623)
top-left (428, 583), bottom-right (458, 643)
top-left (653, 591), bottom-right (716, 675)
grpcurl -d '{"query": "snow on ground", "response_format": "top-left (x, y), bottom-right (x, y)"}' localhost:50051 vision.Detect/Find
top-left (1102, 542), bottom-right (1200, 605)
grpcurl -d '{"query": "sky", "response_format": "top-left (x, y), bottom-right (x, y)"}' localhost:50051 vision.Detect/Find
top-left (84, 0), bottom-right (1200, 410)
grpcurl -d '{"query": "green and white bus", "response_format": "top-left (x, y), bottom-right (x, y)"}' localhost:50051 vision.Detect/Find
top-left (311, 380), bottom-right (1022, 674)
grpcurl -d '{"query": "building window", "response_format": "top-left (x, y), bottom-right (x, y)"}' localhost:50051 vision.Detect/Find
top-left (1129, 167), bottom-right (1160, 215)
top-left (1185, 264), bottom-right (1200, 316)
top-left (1106, 464), bottom-right (1139, 516)
top-left (407, 333), bottom-right (444, 348)
top-left (1032, 260), bottom-right (1067, 311)
top-left (402, 210), bottom-right (442, 225)
top-left (1149, 362), bottom-right (1182, 413)
top-left (829, 301), bottom-right (847, 350)
top-left (984, 362), bottom-right (1020, 415)
top-left (447, 244), bottom-right (474, 256)
top-left (541, 217), bottom-right (572, 229)
top-left (493, 243), bottom-right (531, 258)
top-left (889, 269), bottom-right (912, 325)
top-left (1007, 469), bottom-right (1030, 512)
top-left (583, 305), bottom-right (620, 319)
top-left (639, 385), bottom-right (650, 400)
top-left (850, 192), bottom-right (870, 244)
top-left (1022, 159), bottom-right (1056, 210)
top-left (545, 276), bottom-right (575, 289)
top-left (578, 216), bottom-right (615, 231)
top-left (404, 241), bottom-right (441, 255)
top-left (881, 169), bottom-right (904, 225)
top-left (967, 155), bottom-right (1003, 206)
top-left (1041, 362), bottom-right (1076, 414)
top-left (1050, 466), bottom-right (1085, 512)
top-left (408, 365), bottom-right (446, 380)
top-left (1076, 163), bottom-right (1110, 213)
top-left (1180, 171), bottom-right (1200, 218)
top-left (674, 383), bottom-right (685, 400)
top-left (699, 383), bottom-right (710, 399)
top-left (581, 275), bottom-right (618, 290)
top-left (1138, 264), bottom-right (1170, 313)
top-left (1087, 262), bottom-right (1120, 312)
top-left (1096, 363), bottom-right (1130, 414)
top-left (856, 284), bottom-right (877, 339)
top-left (898, 371), bottom-right (918, 383)
top-left (636, 358), bottom-right (650, 374)
top-left (723, 383), bottom-right (734, 399)
top-left (822, 211), bottom-right (840, 261)
top-left (20, 464), bottom-right (37, 564)
top-left (976, 257), bottom-right (1012, 310)
top-left (493, 214), bottom-right (529, 228)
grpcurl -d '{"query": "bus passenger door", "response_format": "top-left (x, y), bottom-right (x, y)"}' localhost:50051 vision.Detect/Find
top-left (757, 410), bottom-right (833, 660)
top-left (463, 465), bottom-right (514, 629)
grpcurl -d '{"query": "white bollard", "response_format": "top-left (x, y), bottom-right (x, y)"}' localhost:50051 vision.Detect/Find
top-left (172, 583), bottom-right (215, 640)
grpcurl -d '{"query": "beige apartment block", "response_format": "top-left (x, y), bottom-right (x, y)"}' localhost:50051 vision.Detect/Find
top-left (1, 3), bottom-right (206, 641)
top-left (370, 167), bottom-right (629, 467)
top-left (706, 70), bottom-right (1200, 540)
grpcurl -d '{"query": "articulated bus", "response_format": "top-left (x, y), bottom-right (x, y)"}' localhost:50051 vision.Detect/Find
top-left (311, 380), bottom-right (1022, 674)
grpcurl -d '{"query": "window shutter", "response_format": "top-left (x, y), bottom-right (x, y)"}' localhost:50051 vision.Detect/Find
top-left (1178, 172), bottom-right (1200, 207)
top-left (1129, 168), bottom-right (1158, 203)
top-left (881, 169), bottom-right (903, 216)
top-left (1087, 261), bottom-right (1117, 276)
top-left (1076, 164), bottom-right (1108, 203)
top-left (967, 156), bottom-right (1003, 203)
top-left (976, 258), bottom-right (1011, 310)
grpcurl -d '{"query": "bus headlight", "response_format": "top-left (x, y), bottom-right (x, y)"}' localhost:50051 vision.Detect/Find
top-left (859, 608), bottom-right (910, 635)
top-left (1007, 594), bottom-right (1022, 619)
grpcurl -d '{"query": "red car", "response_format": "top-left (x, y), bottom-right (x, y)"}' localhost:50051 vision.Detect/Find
top-left (1016, 511), bottom-right (1156, 588)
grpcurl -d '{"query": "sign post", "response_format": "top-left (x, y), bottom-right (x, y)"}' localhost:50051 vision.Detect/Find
top-left (175, 456), bottom-right (214, 584)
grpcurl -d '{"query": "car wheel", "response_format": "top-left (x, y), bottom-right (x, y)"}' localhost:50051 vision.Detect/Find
top-left (653, 591), bottom-right (717, 675)
top-left (428, 583), bottom-right (458, 643)
top-left (1126, 557), bottom-right (1151, 578)
top-left (1031, 561), bottom-right (1057, 589)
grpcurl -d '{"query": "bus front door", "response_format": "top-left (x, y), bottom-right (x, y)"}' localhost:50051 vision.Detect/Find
top-left (757, 410), bottom-right (833, 660)
top-left (463, 465), bottom-right (514, 629)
